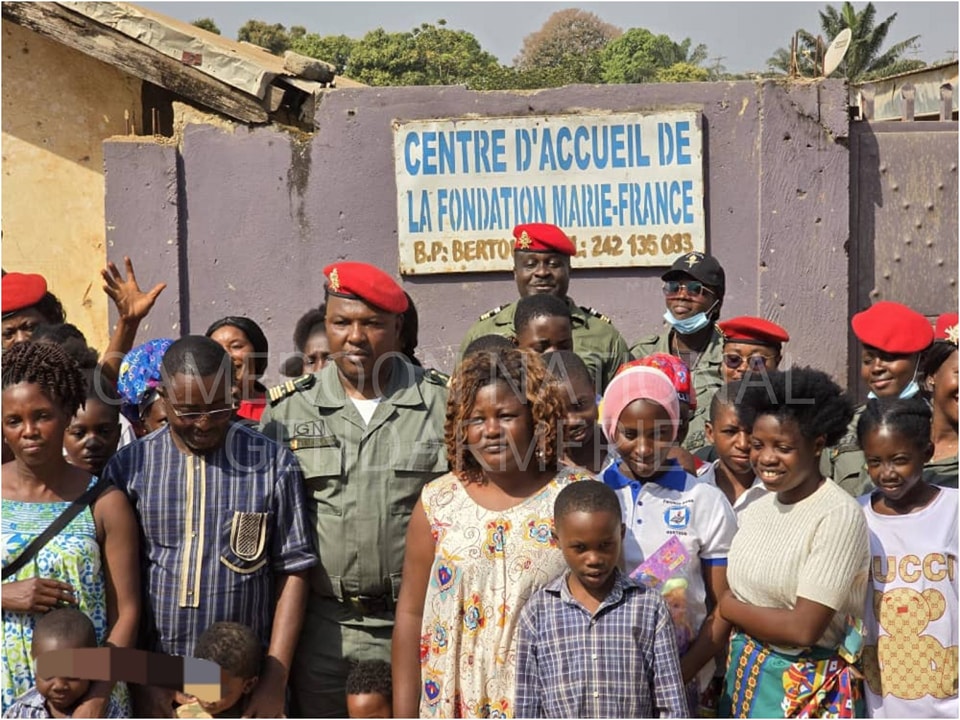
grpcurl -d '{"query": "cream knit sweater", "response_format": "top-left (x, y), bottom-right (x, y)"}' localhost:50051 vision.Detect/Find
top-left (727, 478), bottom-right (870, 650)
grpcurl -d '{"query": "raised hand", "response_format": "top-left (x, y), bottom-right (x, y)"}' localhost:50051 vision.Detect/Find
top-left (101, 256), bottom-right (167, 323)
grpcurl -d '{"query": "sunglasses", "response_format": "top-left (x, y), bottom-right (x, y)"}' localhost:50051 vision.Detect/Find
top-left (723, 354), bottom-right (774, 371)
top-left (662, 280), bottom-right (714, 298)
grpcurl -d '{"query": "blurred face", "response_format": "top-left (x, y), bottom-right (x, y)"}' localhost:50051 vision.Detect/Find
top-left (1, 307), bottom-right (46, 350)
top-left (63, 397), bottom-right (121, 475)
top-left (860, 345), bottom-right (919, 398)
top-left (193, 671), bottom-right (255, 716)
top-left (325, 296), bottom-right (402, 388)
top-left (614, 399), bottom-right (675, 480)
top-left (663, 274), bottom-right (718, 320)
top-left (749, 414), bottom-right (825, 503)
top-left (464, 380), bottom-right (535, 475)
top-left (559, 373), bottom-right (598, 448)
top-left (929, 349), bottom-right (959, 426)
top-left (722, 343), bottom-right (781, 383)
top-left (2, 382), bottom-right (70, 467)
top-left (209, 325), bottom-right (258, 389)
top-left (862, 425), bottom-right (933, 505)
top-left (705, 402), bottom-right (752, 476)
top-left (514, 252), bottom-right (570, 298)
top-left (516, 316), bottom-right (573, 354)
top-left (556, 509), bottom-right (624, 597)
top-left (346, 692), bottom-right (392, 719)
top-left (159, 372), bottom-right (234, 454)
top-left (302, 330), bottom-right (331, 374)
top-left (32, 636), bottom-right (90, 714)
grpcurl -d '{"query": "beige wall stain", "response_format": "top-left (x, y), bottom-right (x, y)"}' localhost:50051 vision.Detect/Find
top-left (2, 19), bottom-right (141, 352)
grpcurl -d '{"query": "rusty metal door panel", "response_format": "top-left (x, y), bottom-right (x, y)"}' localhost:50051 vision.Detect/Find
top-left (849, 120), bottom-right (959, 398)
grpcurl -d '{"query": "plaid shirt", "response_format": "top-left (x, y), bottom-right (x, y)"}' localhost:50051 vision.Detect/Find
top-left (514, 570), bottom-right (688, 719)
top-left (2, 687), bottom-right (124, 718)
top-left (102, 424), bottom-right (317, 657)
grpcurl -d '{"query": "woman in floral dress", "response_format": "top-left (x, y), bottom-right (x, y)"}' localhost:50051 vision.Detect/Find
top-left (392, 348), bottom-right (590, 718)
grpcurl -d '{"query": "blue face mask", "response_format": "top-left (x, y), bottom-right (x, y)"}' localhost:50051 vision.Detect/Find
top-left (866, 362), bottom-right (921, 400)
top-left (867, 381), bottom-right (920, 401)
top-left (664, 301), bottom-right (718, 336)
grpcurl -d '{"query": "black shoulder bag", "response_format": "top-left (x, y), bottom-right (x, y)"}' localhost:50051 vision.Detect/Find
top-left (2, 477), bottom-right (112, 580)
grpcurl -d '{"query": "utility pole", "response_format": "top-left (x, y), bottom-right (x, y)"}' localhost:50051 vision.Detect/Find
top-left (709, 55), bottom-right (726, 78)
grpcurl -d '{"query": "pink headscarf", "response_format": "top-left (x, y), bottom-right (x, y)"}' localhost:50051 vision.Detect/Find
top-left (600, 366), bottom-right (681, 443)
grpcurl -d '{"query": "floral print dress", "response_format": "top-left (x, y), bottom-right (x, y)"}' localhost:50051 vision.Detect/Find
top-left (1, 477), bottom-right (129, 714)
top-left (418, 466), bottom-right (588, 718)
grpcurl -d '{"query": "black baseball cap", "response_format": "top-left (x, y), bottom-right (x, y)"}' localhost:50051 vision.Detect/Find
top-left (661, 252), bottom-right (725, 293)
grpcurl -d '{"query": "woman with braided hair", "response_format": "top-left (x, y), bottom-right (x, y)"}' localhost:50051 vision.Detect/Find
top-left (1, 342), bottom-right (140, 716)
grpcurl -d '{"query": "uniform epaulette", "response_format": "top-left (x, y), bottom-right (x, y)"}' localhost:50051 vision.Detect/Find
top-left (581, 306), bottom-right (613, 324)
top-left (424, 368), bottom-right (451, 387)
top-left (267, 374), bottom-right (316, 406)
top-left (478, 305), bottom-right (506, 321)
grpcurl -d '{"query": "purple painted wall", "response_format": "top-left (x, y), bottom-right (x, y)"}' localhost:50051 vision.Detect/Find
top-left (105, 80), bottom-right (851, 386)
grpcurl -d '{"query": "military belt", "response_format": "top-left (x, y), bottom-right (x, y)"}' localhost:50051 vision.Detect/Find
top-left (343, 594), bottom-right (394, 616)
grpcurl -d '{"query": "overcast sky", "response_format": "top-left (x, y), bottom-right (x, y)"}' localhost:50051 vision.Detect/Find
top-left (139, 1), bottom-right (958, 73)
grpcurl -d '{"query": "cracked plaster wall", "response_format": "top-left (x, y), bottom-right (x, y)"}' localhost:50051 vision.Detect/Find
top-left (105, 79), bottom-right (851, 384)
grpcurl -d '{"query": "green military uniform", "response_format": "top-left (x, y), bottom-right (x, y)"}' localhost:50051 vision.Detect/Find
top-left (924, 454), bottom-right (959, 489)
top-left (259, 358), bottom-right (448, 718)
top-left (630, 325), bottom-right (725, 452)
top-left (458, 296), bottom-right (632, 391)
top-left (820, 406), bottom-right (873, 498)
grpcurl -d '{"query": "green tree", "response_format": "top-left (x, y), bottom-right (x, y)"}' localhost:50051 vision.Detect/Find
top-left (238, 19), bottom-right (290, 55)
top-left (411, 21), bottom-right (500, 85)
top-left (191, 17), bottom-right (220, 35)
top-left (290, 33), bottom-right (358, 75)
top-left (600, 28), bottom-right (708, 84)
top-left (515, 9), bottom-right (621, 84)
top-left (656, 62), bottom-right (710, 83)
top-left (768, 2), bottom-right (921, 81)
top-left (348, 22), bottom-right (499, 86)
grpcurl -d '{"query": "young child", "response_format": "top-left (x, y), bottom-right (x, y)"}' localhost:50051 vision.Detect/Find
top-left (629, 354), bottom-right (703, 476)
top-left (63, 368), bottom-right (122, 477)
top-left (345, 660), bottom-right (392, 718)
top-left (514, 481), bottom-right (688, 718)
top-left (542, 350), bottom-right (604, 473)
top-left (3, 608), bottom-right (124, 718)
top-left (599, 365), bottom-right (737, 711)
top-left (513, 294), bottom-right (574, 354)
top-left (856, 397), bottom-right (958, 718)
top-left (702, 381), bottom-right (767, 522)
top-left (175, 622), bottom-right (261, 719)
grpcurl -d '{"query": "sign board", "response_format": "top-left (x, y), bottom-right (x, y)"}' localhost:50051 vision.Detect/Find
top-left (394, 112), bottom-right (705, 275)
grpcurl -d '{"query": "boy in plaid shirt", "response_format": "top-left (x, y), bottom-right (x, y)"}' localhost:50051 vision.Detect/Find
top-left (514, 482), bottom-right (688, 719)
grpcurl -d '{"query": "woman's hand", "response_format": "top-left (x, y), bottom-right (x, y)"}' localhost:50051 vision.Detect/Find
top-left (101, 256), bottom-right (166, 324)
top-left (1, 578), bottom-right (76, 613)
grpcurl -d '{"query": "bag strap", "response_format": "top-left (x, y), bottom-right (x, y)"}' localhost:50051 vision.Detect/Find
top-left (2, 477), bottom-right (112, 581)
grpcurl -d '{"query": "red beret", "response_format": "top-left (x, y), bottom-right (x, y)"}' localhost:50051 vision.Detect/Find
top-left (851, 301), bottom-right (933, 354)
top-left (2, 272), bottom-right (47, 318)
top-left (935, 313), bottom-right (958, 345)
top-left (513, 223), bottom-right (575, 256)
top-left (322, 262), bottom-right (408, 314)
top-left (718, 316), bottom-right (790, 346)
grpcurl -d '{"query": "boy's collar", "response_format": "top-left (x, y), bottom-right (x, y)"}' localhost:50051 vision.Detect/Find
top-left (602, 458), bottom-right (687, 491)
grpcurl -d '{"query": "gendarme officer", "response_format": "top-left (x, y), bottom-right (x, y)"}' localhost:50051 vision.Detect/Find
top-left (458, 223), bottom-right (631, 391)
top-left (631, 251), bottom-right (727, 451)
top-left (260, 262), bottom-right (448, 717)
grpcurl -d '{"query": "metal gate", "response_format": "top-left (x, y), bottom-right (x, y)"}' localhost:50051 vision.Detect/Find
top-left (848, 108), bottom-right (958, 398)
